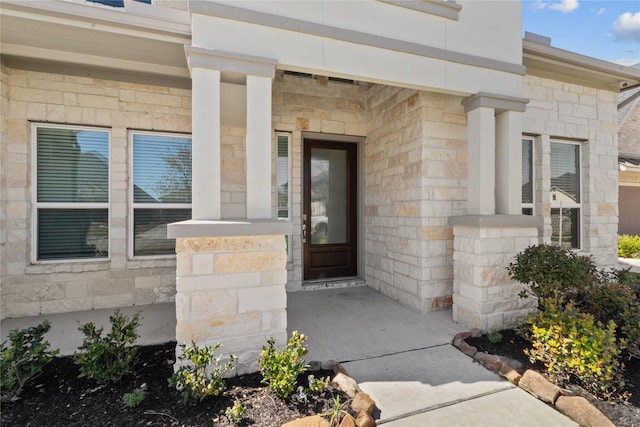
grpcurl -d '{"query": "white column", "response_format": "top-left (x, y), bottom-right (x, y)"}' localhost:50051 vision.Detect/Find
top-left (191, 67), bottom-right (221, 220)
top-left (467, 106), bottom-right (496, 215)
top-left (246, 75), bottom-right (273, 219)
top-left (496, 110), bottom-right (523, 215)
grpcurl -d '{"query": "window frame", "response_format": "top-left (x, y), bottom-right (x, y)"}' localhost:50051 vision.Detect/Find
top-left (549, 140), bottom-right (582, 250)
top-left (521, 137), bottom-right (535, 216)
top-left (31, 123), bottom-right (111, 264)
top-left (276, 131), bottom-right (292, 262)
top-left (128, 130), bottom-right (192, 259)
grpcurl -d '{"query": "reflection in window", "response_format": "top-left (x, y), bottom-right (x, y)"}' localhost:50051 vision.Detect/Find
top-left (132, 133), bottom-right (192, 256)
top-left (550, 142), bottom-right (581, 249)
top-left (521, 138), bottom-right (533, 215)
top-left (35, 126), bottom-right (109, 260)
top-left (310, 148), bottom-right (347, 245)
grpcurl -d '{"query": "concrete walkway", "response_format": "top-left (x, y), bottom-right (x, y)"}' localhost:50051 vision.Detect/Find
top-left (2, 286), bottom-right (577, 426)
top-left (288, 286), bottom-right (577, 426)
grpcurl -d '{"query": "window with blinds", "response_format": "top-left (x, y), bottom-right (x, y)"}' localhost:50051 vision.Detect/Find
top-left (550, 141), bottom-right (581, 249)
top-left (276, 132), bottom-right (291, 260)
top-left (34, 125), bottom-right (110, 260)
top-left (131, 132), bottom-right (192, 257)
top-left (521, 138), bottom-right (534, 215)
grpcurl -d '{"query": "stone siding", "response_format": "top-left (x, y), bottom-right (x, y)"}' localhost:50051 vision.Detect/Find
top-left (0, 64), bottom-right (191, 318)
top-left (452, 224), bottom-right (538, 331)
top-left (174, 235), bottom-right (287, 374)
top-left (364, 86), bottom-right (466, 312)
top-left (522, 75), bottom-right (619, 266)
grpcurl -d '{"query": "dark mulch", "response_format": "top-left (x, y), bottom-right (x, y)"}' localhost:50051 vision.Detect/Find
top-left (1, 342), bottom-right (352, 426)
top-left (467, 329), bottom-right (640, 427)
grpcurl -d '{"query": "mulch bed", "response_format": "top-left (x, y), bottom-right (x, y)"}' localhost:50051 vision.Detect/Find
top-left (1, 342), bottom-right (352, 426)
top-left (467, 329), bottom-right (640, 427)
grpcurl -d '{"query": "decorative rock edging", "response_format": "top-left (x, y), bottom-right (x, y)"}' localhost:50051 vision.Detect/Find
top-left (282, 361), bottom-right (378, 427)
top-left (452, 330), bottom-right (616, 427)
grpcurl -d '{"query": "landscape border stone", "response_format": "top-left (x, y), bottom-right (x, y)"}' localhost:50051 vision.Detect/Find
top-left (452, 331), bottom-right (616, 427)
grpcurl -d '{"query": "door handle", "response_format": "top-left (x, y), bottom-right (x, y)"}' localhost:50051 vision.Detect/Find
top-left (302, 223), bottom-right (307, 244)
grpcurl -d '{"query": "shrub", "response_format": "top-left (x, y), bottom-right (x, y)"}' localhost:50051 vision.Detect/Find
top-left (0, 320), bottom-right (59, 400)
top-left (259, 331), bottom-right (309, 399)
top-left (168, 339), bottom-right (236, 404)
top-left (74, 310), bottom-right (142, 383)
top-left (506, 244), bottom-right (598, 303)
top-left (225, 399), bottom-right (246, 424)
top-left (618, 269), bottom-right (640, 298)
top-left (618, 234), bottom-right (640, 259)
top-left (584, 283), bottom-right (640, 359)
top-left (122, 384), bottom-right (146, 408)
top-left (488, 331), bottom-right (503, 344)
top-left (525, 298), bottom-right (626, 399)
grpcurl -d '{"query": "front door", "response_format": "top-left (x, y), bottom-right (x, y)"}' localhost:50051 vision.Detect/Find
top-left (303, 139), bottom-right (357, 280)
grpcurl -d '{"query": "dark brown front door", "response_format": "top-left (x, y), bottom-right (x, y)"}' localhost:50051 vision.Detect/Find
top-left (303, 139), bottom-right (357, 280)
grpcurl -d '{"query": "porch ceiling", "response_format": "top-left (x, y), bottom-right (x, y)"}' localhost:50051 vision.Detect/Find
top-left (0, 0), bottom-right (191, 81)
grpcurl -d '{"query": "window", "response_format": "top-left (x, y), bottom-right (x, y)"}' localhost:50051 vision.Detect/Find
top-left (34, 125), bottom-right (110, 261)
top-left (522, 138), bottom-right (534, 215)
top-left (276, 132), bottom-right (292, 260)
top-left (131, 132), bottom-right (192, 257)
top-left (550, 141), bottom-right (581, 249)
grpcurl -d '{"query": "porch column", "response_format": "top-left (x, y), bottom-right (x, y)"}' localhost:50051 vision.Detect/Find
top-left (464, 105), bottom-right (495, 214)
top-left (496, 110), bottom-right (523, 215)
top-left (452, 94), bottom-right (533, 332)
top-left (246, 75), bottom-right (273, 218)
top-left (191, 67), bottom-right (221, 219)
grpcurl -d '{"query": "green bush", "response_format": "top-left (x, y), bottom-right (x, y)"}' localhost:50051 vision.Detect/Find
top-left (259, 331), bottom-right (309, 399)
top-left (0, 320), bottom-right (59, 400)
top-left (525, 298), bottom-right (626, 399)
top-left (618, 234), bottom-right (640, 259)
top-left (618, 269), bottom-right (640, 298)
top-left (584, 283), bottom-right (640, 359)
top-left (225, 399), bottom-right (246, 424)
top-left (506, 244), bottom-right (598, 303)
top-left (74, 310), bottom-right (142, 383)
top-left (168, 339), bottom-right (236, 404)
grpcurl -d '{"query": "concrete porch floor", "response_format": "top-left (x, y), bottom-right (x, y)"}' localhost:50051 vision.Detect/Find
top-left (1, 285), bottom-right (577, 426)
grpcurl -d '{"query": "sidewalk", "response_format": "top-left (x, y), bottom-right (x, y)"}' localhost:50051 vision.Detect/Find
top-left (288, 286), bottom-right (577, 426)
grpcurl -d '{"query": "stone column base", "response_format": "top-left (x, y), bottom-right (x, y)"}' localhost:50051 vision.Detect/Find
top-left (449, 215), bottom-right (541, 332)
top-left (169, 220), bottom-right (291, 374)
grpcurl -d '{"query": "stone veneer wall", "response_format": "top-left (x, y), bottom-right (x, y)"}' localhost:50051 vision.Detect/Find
top-left (452, 223), bottom-right (539, 331)
top-left (364, 86), bottom-right (467, 313)
top-left (522, 75), bottom-right (619, 267)
top-left (618, 95), bottom-right (640, 155)
top-left (174, 235), bottom-right (287, 374)
top-left (271, 72), bottom-right (368, 289)
top-left (0, 63), bottom-right (194, 318)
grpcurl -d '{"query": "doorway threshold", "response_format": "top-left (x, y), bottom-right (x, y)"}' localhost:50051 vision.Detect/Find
top-left (302, 277), bottom-right (366, 290)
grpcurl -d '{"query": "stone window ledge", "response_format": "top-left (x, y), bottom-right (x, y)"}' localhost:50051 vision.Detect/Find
top-left (167, 219), bottom-right (292, 238)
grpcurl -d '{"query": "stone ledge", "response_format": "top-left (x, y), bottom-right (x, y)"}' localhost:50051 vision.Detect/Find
top-left (168, 219), bottom-right (292, 238)
top-left (448, 214), bottom-right (542, 228)
top-left (452, 330), bottom-right (615, 427)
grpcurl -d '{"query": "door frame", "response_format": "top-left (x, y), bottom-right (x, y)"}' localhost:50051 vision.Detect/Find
top-left (301, 133), bottom-right (363, 283)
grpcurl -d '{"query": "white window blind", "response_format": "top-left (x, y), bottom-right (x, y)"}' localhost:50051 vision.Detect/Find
top-left (550, 141), bottom-right (581, 249)
top-left (132, 133), bottom-right (192, 257)
top-left (35, 125), bottom-right (109, 260)
top-left (521, 138), bottom-right (533, 215)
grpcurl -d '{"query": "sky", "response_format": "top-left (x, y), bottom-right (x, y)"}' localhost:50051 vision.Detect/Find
top-left (522, 0), bottom-right (640, 66)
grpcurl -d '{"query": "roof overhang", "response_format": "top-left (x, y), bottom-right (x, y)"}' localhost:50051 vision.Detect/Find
top-left (523, 38), bottom-right (640, 91)
top-left (0, 0), bottom-right (191, 84)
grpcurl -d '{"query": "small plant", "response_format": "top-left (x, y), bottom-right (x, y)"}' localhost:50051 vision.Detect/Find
top-left (169, 339), bottom-right (236, 404)
top-left (225, 399), bottom-right (246, 424)
top-left (618, 234), bottom-right (640, 259)
top-left (122, 383), bottom-right (146, 408)
top-left (0, 320), bottom-right (59, 400)
top-left (307, 374), bottom-right (330, 394)
top-left (259, 331), bottom-right (309, 399)
top-left (321, 394), bottom-right (353, 427)
top-left (74, 310), bottom-right (142, 383)
top-left (487, 331), bottom-right (503, 344)
top-left (525, 298), bottom-right (627, 399)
